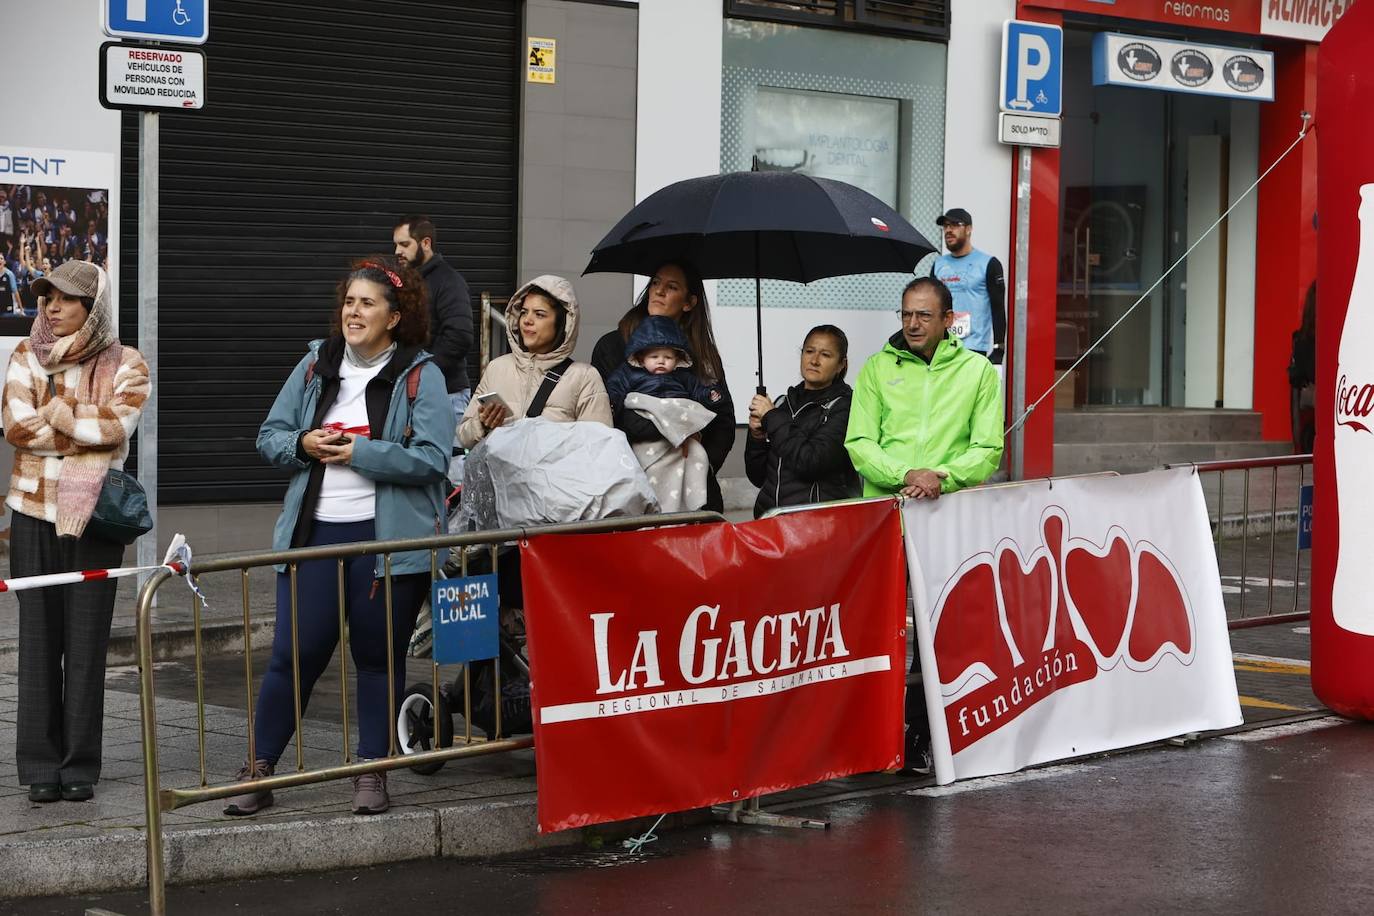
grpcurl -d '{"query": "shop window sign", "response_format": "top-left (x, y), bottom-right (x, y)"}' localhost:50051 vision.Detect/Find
top-left (1092, 32), bottom-right (1274, 102)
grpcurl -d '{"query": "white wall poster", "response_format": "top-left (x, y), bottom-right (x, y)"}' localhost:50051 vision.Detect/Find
top-left (753, 86), bottom-right (901, 208)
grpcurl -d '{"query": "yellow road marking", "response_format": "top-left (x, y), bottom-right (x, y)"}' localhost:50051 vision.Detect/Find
top-left (1233, 659), bottom-right (1310, 675)
top-left (1238, 695), bottom-right (1305, 711)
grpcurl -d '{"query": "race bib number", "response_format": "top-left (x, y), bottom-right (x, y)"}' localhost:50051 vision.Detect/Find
top-left (950, 311), bottom-right (972, 339)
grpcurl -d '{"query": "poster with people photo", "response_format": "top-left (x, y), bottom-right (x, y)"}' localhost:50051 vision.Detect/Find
top-left (0, 184), bottom-right (110, 334)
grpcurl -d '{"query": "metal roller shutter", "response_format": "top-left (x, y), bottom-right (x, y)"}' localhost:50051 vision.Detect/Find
top-left (120, 0), bottom-right (519, 503)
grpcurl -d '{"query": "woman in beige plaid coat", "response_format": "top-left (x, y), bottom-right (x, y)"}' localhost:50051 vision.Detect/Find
top-left (2, 259), bottom-right (149, 804)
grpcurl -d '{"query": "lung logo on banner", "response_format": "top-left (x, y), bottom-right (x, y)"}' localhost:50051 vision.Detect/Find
top-left (931, 508), bottom-right (1196, 753)
top-left (904, 468), bottom-right (1241, 784)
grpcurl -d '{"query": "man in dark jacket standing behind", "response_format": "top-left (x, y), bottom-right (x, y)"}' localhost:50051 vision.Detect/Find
top-left (393, 215), bottom-right (475, 422)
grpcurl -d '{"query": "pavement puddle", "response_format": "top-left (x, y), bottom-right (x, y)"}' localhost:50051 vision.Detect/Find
top-left (903, 762), bottom-right (1102, 797)
top-left (1222, 715), bottom-right (1347, 742)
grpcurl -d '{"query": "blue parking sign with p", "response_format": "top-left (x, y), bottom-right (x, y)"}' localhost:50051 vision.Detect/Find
top-left (1001, 21), bottom-right (1063, 117)
top-left (432, 574), bottom-right (499, 665)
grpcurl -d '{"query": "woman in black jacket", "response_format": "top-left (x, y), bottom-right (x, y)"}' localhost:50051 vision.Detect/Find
top-left (591, 261), bottom-right (734, 512)
top-left (745, 325), bottom-right (860, 518)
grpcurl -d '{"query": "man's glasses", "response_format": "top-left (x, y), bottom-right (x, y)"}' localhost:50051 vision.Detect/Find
top-left (900, 310), bottom-right (942, 324)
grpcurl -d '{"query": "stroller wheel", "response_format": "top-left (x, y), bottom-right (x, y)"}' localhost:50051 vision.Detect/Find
top-left (396, 683), bottom-right (453, 775)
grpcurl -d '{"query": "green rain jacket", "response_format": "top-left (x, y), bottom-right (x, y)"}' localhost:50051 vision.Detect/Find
top-left (844, 332), bottom-right (1004, 496)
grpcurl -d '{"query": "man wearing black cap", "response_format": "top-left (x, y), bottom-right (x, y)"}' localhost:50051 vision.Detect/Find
top-left (931, 208), bottom-right (1006, 364)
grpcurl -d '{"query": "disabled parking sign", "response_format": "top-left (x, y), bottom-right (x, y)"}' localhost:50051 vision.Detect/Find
top-left (432, 574), bottom-right (499, 664)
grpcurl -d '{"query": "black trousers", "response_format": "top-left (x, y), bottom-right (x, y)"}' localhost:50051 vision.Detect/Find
top-left (11, 512), bottom-right (124, 785)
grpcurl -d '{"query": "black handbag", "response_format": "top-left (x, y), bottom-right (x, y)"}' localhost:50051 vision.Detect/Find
top-left (85, 469), bottom-right (153, 545)
top-left (47, 374), bottom-right (153, 545)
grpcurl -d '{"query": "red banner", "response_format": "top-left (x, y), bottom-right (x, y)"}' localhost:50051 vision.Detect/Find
top-left (521, 501), bottom-right (906, 833)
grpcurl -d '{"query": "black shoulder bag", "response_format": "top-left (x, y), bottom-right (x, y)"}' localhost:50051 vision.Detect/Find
top-left (48, 369), bottom-right (154, 545)
top-left (525, 357), bottom-right (574, 419)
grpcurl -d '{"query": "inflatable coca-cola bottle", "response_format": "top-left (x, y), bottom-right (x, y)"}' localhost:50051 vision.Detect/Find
top-left (1333, 183), bottom-right (1374, 634)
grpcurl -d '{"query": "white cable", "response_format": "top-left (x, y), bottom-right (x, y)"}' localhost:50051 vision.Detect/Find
top-left (1006, 112), bottom-right (1313, 436)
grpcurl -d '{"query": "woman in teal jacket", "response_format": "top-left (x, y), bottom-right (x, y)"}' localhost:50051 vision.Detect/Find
top-left (226, 257), bottom-right (455, 818)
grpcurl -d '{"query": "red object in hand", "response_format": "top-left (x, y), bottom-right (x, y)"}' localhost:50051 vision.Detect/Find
top-left (322, 422), bottom-right (371, 438)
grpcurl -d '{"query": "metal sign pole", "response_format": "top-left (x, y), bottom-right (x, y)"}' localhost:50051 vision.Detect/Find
top-left (1011, 145), bottom-right (1031, 481)
top-left (136, 110), bottom-right (159, 597)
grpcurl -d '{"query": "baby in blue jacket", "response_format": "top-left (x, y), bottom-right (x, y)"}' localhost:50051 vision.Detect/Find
top-left (605, 315), bottom-right (725, 414)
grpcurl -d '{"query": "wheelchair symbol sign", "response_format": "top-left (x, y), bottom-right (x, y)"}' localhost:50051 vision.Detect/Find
top-left (103, 0), bottom-right (209, 44)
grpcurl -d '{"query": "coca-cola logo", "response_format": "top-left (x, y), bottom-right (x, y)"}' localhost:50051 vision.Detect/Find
top-left (932, 508), bottom-right (1195, 753)
top-left (1336, 374), bottom-right (1374, 434)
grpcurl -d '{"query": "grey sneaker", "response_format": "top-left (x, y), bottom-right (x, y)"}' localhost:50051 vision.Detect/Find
top-left (223, 760), bottom-right (274, 816)
top-left (908, 745), bottom-right (934, 776)
top-left (351, 770), bottom-right (389, 815)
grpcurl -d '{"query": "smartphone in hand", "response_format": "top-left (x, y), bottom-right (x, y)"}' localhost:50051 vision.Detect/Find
top-left (475, 391), bottom-right (511, 412)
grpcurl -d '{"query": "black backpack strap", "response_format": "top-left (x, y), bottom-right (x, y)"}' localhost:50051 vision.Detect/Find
top-left (526, 357), bottom-right (574, 419)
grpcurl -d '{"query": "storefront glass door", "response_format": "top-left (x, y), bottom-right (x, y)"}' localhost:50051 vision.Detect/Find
top-left (1055, 29), bottom-right (1250, 408)
top-left (1058, 29), bottom-right (1168, 406)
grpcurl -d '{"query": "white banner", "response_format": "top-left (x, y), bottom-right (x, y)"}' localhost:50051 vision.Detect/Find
top-left (903, 468), bottom-right (1242, 785)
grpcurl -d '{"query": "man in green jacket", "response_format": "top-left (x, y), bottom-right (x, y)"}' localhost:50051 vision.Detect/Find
top-left (845, 276), bottom-right (1004, 500)
top-left (845, 276), bottom-right (1004, 776)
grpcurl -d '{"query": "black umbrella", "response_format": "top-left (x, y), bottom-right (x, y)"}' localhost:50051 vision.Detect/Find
top-left (584, 167), bottom-right (936, 393)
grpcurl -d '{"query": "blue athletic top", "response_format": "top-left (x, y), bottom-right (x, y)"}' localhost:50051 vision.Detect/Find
top-left (933, 249), bottom-right (996, 355)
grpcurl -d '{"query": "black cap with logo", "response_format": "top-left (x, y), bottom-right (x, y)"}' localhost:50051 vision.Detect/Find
top-left (936, 207), bottom-right (973, 227)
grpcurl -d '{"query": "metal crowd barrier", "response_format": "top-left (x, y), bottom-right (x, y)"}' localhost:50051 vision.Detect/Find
top-left (1168, 454), bottom-right (1313, 630)
top-left (134, 511), bottom-right (725, 915)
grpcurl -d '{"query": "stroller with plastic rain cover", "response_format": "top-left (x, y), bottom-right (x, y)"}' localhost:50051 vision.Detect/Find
top-left (395, 418), bottom-right (658, 773)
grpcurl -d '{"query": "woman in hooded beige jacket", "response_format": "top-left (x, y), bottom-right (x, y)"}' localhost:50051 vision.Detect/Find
top-left (458, 275), bottom-right (611, 448)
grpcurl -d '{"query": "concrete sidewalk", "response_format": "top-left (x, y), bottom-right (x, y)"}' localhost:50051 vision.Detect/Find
top-left (0, 668), bottom-right (570, 899)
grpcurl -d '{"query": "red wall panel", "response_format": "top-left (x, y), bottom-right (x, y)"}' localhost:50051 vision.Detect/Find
top-left (1254, 41), bottom-right (1319, 441)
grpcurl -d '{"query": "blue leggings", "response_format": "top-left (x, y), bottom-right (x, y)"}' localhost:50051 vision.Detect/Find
top-left (253, 520), bottom-right (426, 762)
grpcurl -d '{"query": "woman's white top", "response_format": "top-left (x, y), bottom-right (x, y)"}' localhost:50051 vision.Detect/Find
top-left (314, 358), bottom-right (383, 522)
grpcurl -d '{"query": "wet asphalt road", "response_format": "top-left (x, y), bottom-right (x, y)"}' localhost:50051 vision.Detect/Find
top-left (12, 718), bottom-right (1374, 916)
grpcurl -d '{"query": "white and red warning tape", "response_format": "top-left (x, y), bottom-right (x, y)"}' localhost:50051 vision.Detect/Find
top-left (0, 534), bottom-right (204, 605)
